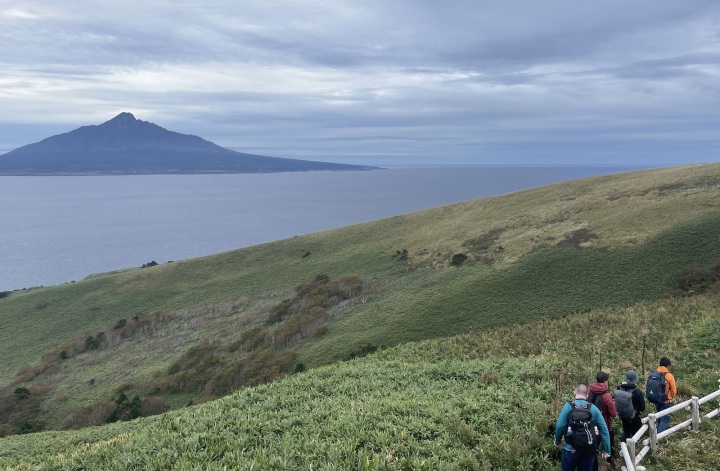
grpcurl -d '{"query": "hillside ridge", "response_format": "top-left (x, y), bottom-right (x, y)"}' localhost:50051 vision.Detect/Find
top-left (0, 162), bottom-right (719, 447)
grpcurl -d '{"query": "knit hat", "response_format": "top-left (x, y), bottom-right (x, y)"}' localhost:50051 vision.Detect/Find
top-left (625, 370), bottom-right (639, 385)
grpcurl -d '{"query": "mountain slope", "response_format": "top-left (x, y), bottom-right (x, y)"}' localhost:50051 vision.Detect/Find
top-left (1, 162), bottom-right (719, 433)
top-left (0, 112), bottom-right (376, 174)
top-left (1, 293), bottom-right (718, 470)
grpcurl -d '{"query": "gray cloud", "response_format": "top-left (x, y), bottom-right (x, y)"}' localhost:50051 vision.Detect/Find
top-left (1, 1), bottom-right (719, 164)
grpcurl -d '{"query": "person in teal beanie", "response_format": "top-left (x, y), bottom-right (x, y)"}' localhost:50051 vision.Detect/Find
top-left (555, 384), bottom-right (611, 471)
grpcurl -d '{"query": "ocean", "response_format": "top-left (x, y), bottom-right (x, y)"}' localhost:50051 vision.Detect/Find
top-left (0, 165), bottom-right (645, 291)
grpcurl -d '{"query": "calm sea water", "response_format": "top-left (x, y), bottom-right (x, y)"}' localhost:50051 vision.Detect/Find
top-left (0, 165), bottom-right (643, 291)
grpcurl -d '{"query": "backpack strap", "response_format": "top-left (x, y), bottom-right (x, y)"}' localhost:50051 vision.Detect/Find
top-left (569, 400), bottom-right (590, 410)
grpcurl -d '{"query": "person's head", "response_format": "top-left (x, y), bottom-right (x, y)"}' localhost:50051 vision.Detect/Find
top-left (596, 371), bottom-right (609, 384)
top-left (625, 370), bottom-right (639, 385)
top-left (574, 384), bottom-right (589, 399)
top-left (660, 357), bottom-right (672, 368)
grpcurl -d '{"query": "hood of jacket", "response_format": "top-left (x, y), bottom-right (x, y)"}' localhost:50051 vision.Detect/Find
top-left (590, 382), bottom-right (610, 395)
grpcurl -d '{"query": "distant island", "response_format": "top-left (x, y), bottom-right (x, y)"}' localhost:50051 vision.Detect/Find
top-left (0, 112), bottom-right (378, 175)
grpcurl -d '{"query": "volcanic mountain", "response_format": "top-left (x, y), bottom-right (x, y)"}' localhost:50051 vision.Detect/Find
top-left (0, 112), bottom-right (377, 174)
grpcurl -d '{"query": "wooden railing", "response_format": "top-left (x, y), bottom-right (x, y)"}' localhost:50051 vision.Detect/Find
top-left (620, 380), bottom-right (720, 471)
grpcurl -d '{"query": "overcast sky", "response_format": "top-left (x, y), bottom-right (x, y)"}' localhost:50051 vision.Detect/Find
top-left (1, 1), bottom-right (719, 165)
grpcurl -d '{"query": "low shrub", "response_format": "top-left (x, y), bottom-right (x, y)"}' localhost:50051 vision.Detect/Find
top-left (450, 253), bottom-right (468, 266)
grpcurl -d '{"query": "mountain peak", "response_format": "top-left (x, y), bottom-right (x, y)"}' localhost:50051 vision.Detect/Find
top-left (106, 112), bottom-right (138, 125)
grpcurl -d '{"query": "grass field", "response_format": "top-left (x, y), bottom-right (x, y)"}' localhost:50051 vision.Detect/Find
top-left (1, 162), bottom-right (720, 439)
top-left (1, 293), bottom-right (718, 470)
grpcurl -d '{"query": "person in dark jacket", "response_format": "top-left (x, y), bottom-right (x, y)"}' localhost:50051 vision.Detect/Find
top-left (617, 369), bottom-right (646, 442)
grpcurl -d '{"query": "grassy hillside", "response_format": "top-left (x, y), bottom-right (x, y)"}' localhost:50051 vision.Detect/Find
top-left (298, 211), bottom-right (720, 364)
top-left (1, 162), bottom-right (720, 432)
top-left (1, 293), bottom-right (718, 470)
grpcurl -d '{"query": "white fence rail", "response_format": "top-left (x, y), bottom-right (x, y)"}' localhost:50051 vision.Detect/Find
top-left (620, 380), bottom-right (720, 471)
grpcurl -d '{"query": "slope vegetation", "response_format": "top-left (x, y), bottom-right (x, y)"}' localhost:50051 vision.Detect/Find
top-left (1, 163), bottom-right (720, 432)
top-left (1, 293), bottom-right (718, 470)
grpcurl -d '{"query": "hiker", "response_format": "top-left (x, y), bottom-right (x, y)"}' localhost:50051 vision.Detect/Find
top-left (589, 371), bottom-right (617, 469)
top-left (555, 384), bottom-right (611, 471)
top-left (616, 369), bottom-right (646, 442)
top-left (647, 357), bottom-right (676, 433)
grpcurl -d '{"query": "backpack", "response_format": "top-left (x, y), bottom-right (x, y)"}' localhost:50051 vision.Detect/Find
top-left (646, 371), bottom-right (668, 404)
top-left (565, 401), bottom-right (598, 453)
top-left (614, 388), bottom-right (636, 419)
top-left (587, 391), bottom-right (605, 413)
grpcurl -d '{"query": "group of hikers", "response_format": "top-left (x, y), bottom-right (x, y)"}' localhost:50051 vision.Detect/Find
top-left (554, 357), bottom-right (677, 470)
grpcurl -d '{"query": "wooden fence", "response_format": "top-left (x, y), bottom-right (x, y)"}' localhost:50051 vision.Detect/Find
top-left (620, 379), bottom-right (720, 471)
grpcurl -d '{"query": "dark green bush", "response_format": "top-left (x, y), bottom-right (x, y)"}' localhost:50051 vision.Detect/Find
top-left (106, 393), bottom-right (141, 423)
top-left (13, 387), bottom-right (31, 400)
top-left (315, 274), bottom-right (330, 283)
top-left (394, 249), bottom-right (409, 261)
top-left (84, 336), bottom-right (99, 351)
top-left (450, 253), bottom-right (468, 266)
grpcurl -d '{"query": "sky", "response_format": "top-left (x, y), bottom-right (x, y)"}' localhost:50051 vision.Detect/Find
top-left (1, 1), bottom-right (719, 166)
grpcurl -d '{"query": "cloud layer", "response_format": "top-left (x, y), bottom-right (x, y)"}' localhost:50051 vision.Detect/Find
top-left (1, 1), bottom-right (719, 164)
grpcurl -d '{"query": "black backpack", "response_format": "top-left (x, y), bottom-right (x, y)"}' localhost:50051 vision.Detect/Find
top-left (646, 371), bottom-right (668, 404)
top-left (565, 401), bottom-right (598, 453)
top-left (614, 387), bottom-right (636, 419)
top-left (587, 391), bottom-right (605, 413)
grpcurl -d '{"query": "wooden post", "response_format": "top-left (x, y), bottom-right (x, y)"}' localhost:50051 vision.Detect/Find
top-left (620, 442), bottom-right (636, 471)
top-left (692, 396), bottom-right (700, 431)
top-left (626, 437), bottom-right (637, 466)
top-left (648, 413), bottom-right (658, 453)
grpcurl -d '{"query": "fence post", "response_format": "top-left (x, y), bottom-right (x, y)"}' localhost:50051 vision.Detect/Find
top-left (691, 396), bottom-right (700, 431)
top-left (626, 437), bottom-right (636, 465)
top-left (620, 442), bottom-right (636, 471)
top-left (648, 413), bottom-right (658, 453)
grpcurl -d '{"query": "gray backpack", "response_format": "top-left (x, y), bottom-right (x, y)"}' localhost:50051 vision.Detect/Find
top-left (615, 388), bottom-right (635, 419)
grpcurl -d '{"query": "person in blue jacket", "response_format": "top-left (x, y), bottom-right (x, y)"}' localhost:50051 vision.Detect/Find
top-left (555, 384), bottom-right (611, 471)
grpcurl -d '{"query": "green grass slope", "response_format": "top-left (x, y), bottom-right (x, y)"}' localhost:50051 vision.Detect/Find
top-left (1, 293), bottom-right (718, 470)
top-left (299, 211), bottom-right (720, 364)
top-left (1, 162), bottom-right (720, 432)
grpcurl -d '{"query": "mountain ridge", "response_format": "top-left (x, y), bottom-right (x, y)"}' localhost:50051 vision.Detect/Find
top-left (0, 113), bottom-right (377, 174)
